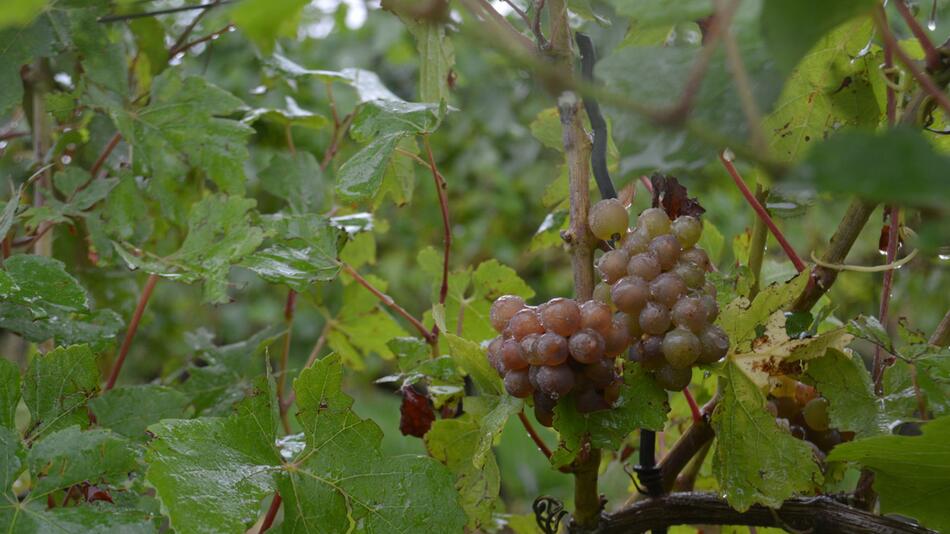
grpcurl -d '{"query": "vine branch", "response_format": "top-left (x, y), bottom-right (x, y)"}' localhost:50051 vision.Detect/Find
top-left (894, 1), bottom-right (942, 72)
top-left (341, 263), bottom-right (436, 344)
top-left (422, 135), bottom-right (452, 331)
top-left (104, 273), bottom-right (159, 390)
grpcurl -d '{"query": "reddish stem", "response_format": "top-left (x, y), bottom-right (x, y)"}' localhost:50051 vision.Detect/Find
top-left (719, 154), bottom-right (806, 273)
top-left (875, 9), bottom-right (950, 119)
top-left (258, 492), bottom-right (282, 533)
top-left (169, 24), bottom-right (234, 57)
top-left (0, 130), bottom-right (29, 142)
top-left (894, 1), bottom-right (942, 71)
top-left (518, 410), bottom-right (553, 459)
top-left (422, 135), bottom-right (452, 320)
top-left (12, 222), bottom-right (53, 248)
top-left (105, 273), bottom-right (159, 390)
top-left (639, 175), bottom-right (653, 193)
top-left (682, 387), bottom-right (702, 424)
top-left (89, 132), bottom-right (122, 179)
top-left (341, 263), bottom-right (436, 344)
top-left (277, 289), bottom-right (297, 433)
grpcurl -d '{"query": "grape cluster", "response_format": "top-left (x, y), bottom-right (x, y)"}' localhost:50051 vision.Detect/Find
top-left (767, 377), bottom-right (854, 455)
top-left (487, 295), bottom-right (625, 426)
top-left (590, 201), bottom-right (729, 391)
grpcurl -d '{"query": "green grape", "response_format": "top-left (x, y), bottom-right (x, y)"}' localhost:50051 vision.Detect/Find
top-left (536, 364), bottom-right (575, 399)
top-left (671, 216), bottom-right (702, 248)
top-left (696, 324), bottom-right (729, 364)
top-left (673, 261), bottom-right (705, 289)
top-left (588, 199), bottom-right (629, 241)
top-left (593, 282), bottom-right (613, 306)
top-left (662, 327), bottom-right (701, 368)
top-left (699, 294), bottom-right (719, 322)
top-left (536, 332), bottom-right (569, 366)
top-left (504, 369), bottom-right (533, 398)
top-left (597, 249), bottom-right (630, 283)
top-left (580, 300), bottom-right (613, 335)
top-left (627, 253), bottom-right (662, 281)
top-left (617, 311), bottom-right (643, 338)
top-left (540, 297), bottom-right (582, 337)
top-left (506, 308), bottom-right (545, 340)
top-left (649, 234), bottom-right (682, 271)
top-left (649, 272), bottom-right (686, 308)
top-left (671, 296), bottom-right (706, 333)
top-left (490, 295), bottom-right (525, 333)
top-left (637, 335), bottom-right (666, 371)
top-left (639, 302), bottom-right (672, 335)
top-left (772, 396), bottom-right (800, 419)
top-left (568, 328), bottom-right (606, 364)
top-left (500, 338), bottom-right (529, 370)
top-left (802, 397), bottom-right (831, 431)
top-left (681, 247), bottom-right (710, 270)
top-left (638, 207), bottom-right (671, 238)
top-left (621, 230), bottom-right (651, 255)
top-left (654, 363), bottom-right (692, 391)
top-left (611, 276), bottom-right (650, 313)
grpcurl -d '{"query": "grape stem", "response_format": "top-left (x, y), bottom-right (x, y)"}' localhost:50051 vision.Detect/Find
top-left (104, 273), bottom-right (159, 390)
top-left (422, 135), bottom-right (452, 339)
top-left (277, 289), bottom-right (297, 434)
top-left (872, 208), bottom-right (900, 396)
top-left (719, 154), bottom-right (806, 273)
top-left (893, 0), bottom-right (942, 72)
top-left (681, 387), bottom-right (702, 425)
top-left (518, 411), bottom-right (553, 459)
top-left (257, 492), bottom-right (282, 533)
top-left (340, 263), bottom-right (436, 345)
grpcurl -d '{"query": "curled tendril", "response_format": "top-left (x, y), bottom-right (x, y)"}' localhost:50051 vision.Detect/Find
top-left (533, 496), bottom-right (569, 534)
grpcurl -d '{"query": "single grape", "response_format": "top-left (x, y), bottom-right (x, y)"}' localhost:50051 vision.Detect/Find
top-left (638, 335), bottom-right (666, 371)
top-left (696, 324), bottom-right (729, 364)
top-left (575, 388), bottom-right (610, 414)
top-left (604, 315), bottom-right (632, 357)
top-left (662, 327), bottom-right (702, 368)
top-left (488, 338), bottom-right (506, 377)
top-left (504, 369), bottom-right (533, 398)
top-left (506, 308), bottom-right (545, 340)
top-left (649, 234), bottom-right (682, 271)
top-left (568, 328), bottom-right (606, 364)
top-left (699, 294), bottom-right (719, 323)
top-left (593, 282), bottom-right (613, 306)
top-left (673, 261), bottom-right (705, 289)
top-left (639, 302), bottom-right (672, 335)
top-left (580, 300), bottom-right (613, 335)
top-left (528, 365), bottom-right (541, 389)
top-left (671, 216), bottom-right (702, 248)
top-left (536, 364), bottom-right (576, 399)
top-left (654, 363), bottom-right (692, 391)
top-left (501, 338), bottom-right (529, 370)
top-left (583, 358), bottom-right (616, 388)
top-left (540, 297), bottom-right (582, 337)
top-left (534, 390), bottom-right (556, 427)
top-left (649, 272), bottom-right (687, 308)
top-left (616, 311), bottom-right (643, 338)
top-left (597, 249), bottom-right (630, 284)
top-left (672, 296), bottom-right (707, 333)
top-left (611, 276), bottom-right (650, 313)
top-left (603, 379), bottom-right (622, 404)
top-left (680, 247), bottom-right (710, 270)
top-left (802, 397), bottom-right (830, 431)
top-left (621, 230), bottom-right (651, 255)
top-left (627, 253), bottom-right (662, 281)
top-left (772, 396), bottom-right (800, 419)
top-left (588, 198), bottom-right (629, 241)
top-left (490, 295), bottom-right (525, 333)
top-left (638, 207), bottom-right (671, 238)
top-left (809, 428), bottom-right (842, 452)
top-left (536, 332), bottom-right (569, 366)
top-left (795, 382), bottom-right (818, 406)
top-left (521, 334), bottom-right (542, 365)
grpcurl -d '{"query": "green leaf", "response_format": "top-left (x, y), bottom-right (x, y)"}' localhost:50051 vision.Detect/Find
top-left (146, 378), bottom-right (281, 534)
top-left (1, 503), bottom-right (159, 534)
top-left (94, 69), bottom-right (253, 195)
top-left (0, 18), bottom-right (52, 115)
top-left (608, 0), bottom-right (712, 27)
top-left (0, 426), bottom-right (25, 491)
top-left (471, 259), bottom-right (535, 301)
top-left (279, 353), bottom-right (466, 533)
top-left (88, 385), bottom-right (190, 440)
top-left (712, 361), bottom-right (821, 511)
top-left (231, 0), bottom-right (308, 54)
top-left (336, 133), bottom-right (403, 204)
top-left (425, 395), bottom-right (518, 529)
top-left (0, 359), bottom-right (19, 430)
top-left (327, 273), bottom-right (407, 369)
top-left (718, 270), bottom-right (810, 351)
top-left (0, 0), bottom-right (46, 29)
top-left (350, 101), bottom-right (441, 140)
top-left (760, 0), bottom-right (877, 75)
top-left (242, 97), bottom-right (330, 131)
top-left (552, 364), bottom-right (669, 467)
top-left (242, 214), bottom-right (342, 291)
top-left (828, 415), bottom-right (950, 532)
top-left (116, 195), bottom-right (265, 303)
top-left (445, 333), bottom-right (502, 397)
top-left (0, 306), bottom-right (123, 352)
top-left (763, 19), bottom-right (880, 163)
top-left (800, 348), bottom-right (885, 437)
top-left (376, 135), bottom-right (418, 207)
top-left (405, 20), bottom-right (455, 104)
top-left (23, 345), bottom-right (100, 440)
top-left (2, 254), bottom-right (88, 313)
top-left (0, 187), bottom-right (19, 242)
top-left (28, 426), bottom-right (137, 496)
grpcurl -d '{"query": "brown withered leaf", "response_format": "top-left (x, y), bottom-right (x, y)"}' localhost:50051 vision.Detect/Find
top-left (399, 383), bottom-right (435, 437)
top-left (650, 173), bottom-right (705, 219)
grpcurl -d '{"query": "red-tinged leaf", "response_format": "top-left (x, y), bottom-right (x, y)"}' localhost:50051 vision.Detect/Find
top-left (83, 483), bottom-right (114, 503)
top-left (399, 384), bottom-right (435, 437)
top-left (650, 174), bottom-right (705, 219)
